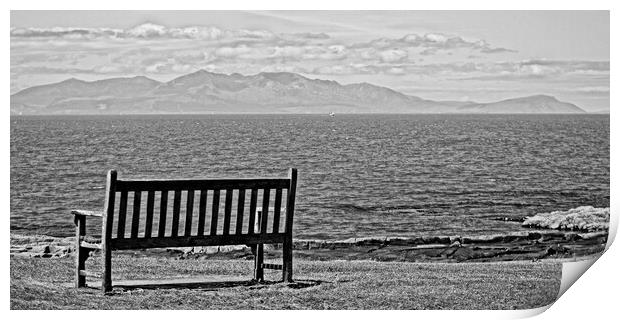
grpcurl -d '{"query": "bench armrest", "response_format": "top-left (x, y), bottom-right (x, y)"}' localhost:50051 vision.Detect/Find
top-left (71, 210), bottom-right (103, 217)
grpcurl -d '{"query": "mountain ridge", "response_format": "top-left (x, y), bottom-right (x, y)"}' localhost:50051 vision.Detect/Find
top-left (10, 70), bottom-right (586, 115)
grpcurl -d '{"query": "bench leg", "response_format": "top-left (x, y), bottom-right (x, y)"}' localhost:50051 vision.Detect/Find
top-left (76, 248), bottom-right (89, 287)
top-left (254, 243), bottom-right (264, 282)
top-left (74, 216), bottom-right (87, 288)
top-left (283, 238), bottom-right (293, 282)
top-left (102, 243), bottom-right (112, 293)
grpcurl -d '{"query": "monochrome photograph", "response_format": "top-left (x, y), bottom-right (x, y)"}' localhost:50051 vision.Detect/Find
top-left (9, 10), bottom-right (610, 310)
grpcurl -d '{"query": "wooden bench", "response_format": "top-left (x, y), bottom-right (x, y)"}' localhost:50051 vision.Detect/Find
top-left (71, 168), bottom-right (297, 293)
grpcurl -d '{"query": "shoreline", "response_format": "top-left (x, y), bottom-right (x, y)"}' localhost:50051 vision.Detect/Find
top-left (11, 229), bottom-right (608, 263)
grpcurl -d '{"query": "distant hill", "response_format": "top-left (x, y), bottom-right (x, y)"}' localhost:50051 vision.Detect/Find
top-left (10, 70), bottom-right (586, 115)
top-left (457, 95), bottom-right (585, 114)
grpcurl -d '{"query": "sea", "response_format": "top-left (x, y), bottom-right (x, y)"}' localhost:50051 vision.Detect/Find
top-left (10, 114), bottom-right (610, 240)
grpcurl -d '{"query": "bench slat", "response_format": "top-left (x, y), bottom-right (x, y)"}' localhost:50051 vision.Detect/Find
top-left (197, 189), bottom-right (208, 236)
top-left (273, 188), bottom-right (282, 233)
top-left (116, 178), bottom-right (290, 192)
top-left (248, 188), bottom-right (258, 234)
top-left (210, 190), bottom-right (220, 235)
top-left (184, 190), bottom-right (194, 237)
top-left (131, 191), bottom-right (141, 238)
top-left (116, 191), bottom-right (128, 239)
top-left (262, 263), bottom-right (283, 270)
top-left (71, 210), bottom-right (103, 217)
top-left (260, 189), bottom-right (270, 234)
top-left (110, 233), bottom-right (286, 250)
top-left (223, 189), bottom-right (233, 235)
top-left (158, 190), bottom-right (168, 237)
top-left (235, 189), bottom-right (246, 235)
top-left (171, 190), bottom-right (182, 237)
top-left (144, 191), bottom-right (155, 238)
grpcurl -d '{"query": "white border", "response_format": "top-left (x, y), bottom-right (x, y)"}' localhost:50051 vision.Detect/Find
top-left (3, 0), bottom-right (618, 10)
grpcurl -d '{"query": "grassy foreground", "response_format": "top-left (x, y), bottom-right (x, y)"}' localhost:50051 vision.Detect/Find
top-left (11, 254), bottom-right (560, 310)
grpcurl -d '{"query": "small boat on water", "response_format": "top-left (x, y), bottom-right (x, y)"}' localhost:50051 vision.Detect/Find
top-left (329, 112), bottom-right (335, 117)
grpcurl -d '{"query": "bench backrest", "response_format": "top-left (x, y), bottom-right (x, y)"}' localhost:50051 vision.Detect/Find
top-left (102, 168), bottom-right (297, 250)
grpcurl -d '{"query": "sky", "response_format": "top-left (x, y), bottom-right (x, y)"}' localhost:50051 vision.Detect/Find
top-left (10, 10), bottom-right (610, 111)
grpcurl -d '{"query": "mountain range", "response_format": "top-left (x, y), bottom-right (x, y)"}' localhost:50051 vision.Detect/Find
top-left (10, 70), bottom-right (586, 115)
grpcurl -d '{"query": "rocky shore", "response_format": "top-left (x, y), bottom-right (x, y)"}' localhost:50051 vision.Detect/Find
top-left (11, 228), bottom-right (608, 263)
top-left (11, 206), bottom-right (609, 262)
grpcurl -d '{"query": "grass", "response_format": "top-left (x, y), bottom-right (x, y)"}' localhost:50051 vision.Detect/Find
top-left (10, 253), bottom-right (561, 310)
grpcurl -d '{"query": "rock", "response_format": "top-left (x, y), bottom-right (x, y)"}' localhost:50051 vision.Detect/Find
top-left (526, 232), bottom-right (543, 241)
top-left (450, 240), bottom-right (462, 248)
top-left (422, 237), bottom-right (451, 245)
top-left (30, 245), bottom-right (51, 254)
top-left (545, 245), bottom-right (568, 256)
top-left (341, 238), bottom-right (358, 244)
top-left (10, 246), bottom-right (29, 254)
top-left (204, 246), bottom-right (219, 254)
top-left (386, 238), bottom-right (416, 246)
top-left (577, 231), bottom-right (609, 240)
top-left (522, 206), bottom-right (609, 232)
top-left (563, 233), bottom-right (578, 242)
top-left (218, 245), bottom-right (247, 253)
top-left (463, 235), bottom-right (504, 244)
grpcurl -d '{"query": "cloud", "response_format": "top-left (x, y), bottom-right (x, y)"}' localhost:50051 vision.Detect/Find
top-left (386, 67), bottom-right (406, 75)
top-left (313, 64), bottom-right (366, 75)
top-left (289, 32), bottom-right (330, 40)
top-left (144, 60), bottom-right (195, 74)
top-left (214, 45), bottom-right (254, 58)
top-left (93, 65), bottom-right (128, 74)
top-left (10, 23), bottom-right (285, 42)
top-left (304, 32), bottom-right (519, 68)
top-left (10, 26), bottom-right (120, 39)
top-left (574, 86), bottom-right (610, 94)
top-left (11, 24), bottom-right (518, 80)
top-left (125, 23), bottom-right (169, 38)
top-left (303, 45), bottom-right (348, 60)
top-left (11, 66), bottom-right (96, 74)
top-left (307, 59), bottom-right (609, 79)
top-left (11, 64), bottom-right (134, 76)
top-left (378, 49), bottom-right (408, 63)
top-left (353, 33), bottom-right (516, 55)
top-left (519, 59), bottom-right (609, 72)
top-left (208, 43), bottom-right (349, 63)
top-left (258, 65), bottom-right (310, 74)
top-left (455, 60), bottom-right (610, 80)
top-left (311, 63), bottom-right (407, 76)
top-left (481, 47), bottom-right (516, 54)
